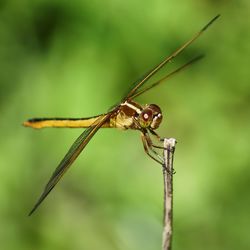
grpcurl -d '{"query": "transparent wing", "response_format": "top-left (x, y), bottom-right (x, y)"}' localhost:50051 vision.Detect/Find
top-left (130, 55), bottom-right (204, 99)
top-left (29, 113), bottom-right (112, 215)
top-left (123, 15), bottom-right (220, 101)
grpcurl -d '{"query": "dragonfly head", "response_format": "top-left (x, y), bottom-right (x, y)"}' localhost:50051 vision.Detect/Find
top-left (138, 104), bottom-right (163, 130)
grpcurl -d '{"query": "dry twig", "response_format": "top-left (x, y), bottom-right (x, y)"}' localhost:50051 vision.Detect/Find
top-left (162, 138), bottom-right (177, 250)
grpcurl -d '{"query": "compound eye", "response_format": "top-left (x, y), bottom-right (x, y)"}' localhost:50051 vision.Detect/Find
top-left (150, 113), bottom-right (162, 129)
top-left (142, 109), bottom-right (153, 122)
top-left (148, 104), bottom-right (162, 114)
top-left (139, 109), bottom-right (153, 128)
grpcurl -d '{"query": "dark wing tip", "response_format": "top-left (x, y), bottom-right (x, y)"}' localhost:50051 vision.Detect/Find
top-left (28, 207), bottom-right (36, 216)
top-left (28, 185), bottom-right (54, 216)
top-left (201, 14), bottom-right (221, 32)
top-left (28, 200), bottom-right (40, 216)
top-left (28, 194), bottom-right (48, 216)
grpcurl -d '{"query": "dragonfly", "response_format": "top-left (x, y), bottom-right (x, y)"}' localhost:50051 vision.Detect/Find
top-left (24, 15), bottom-right (220, 215)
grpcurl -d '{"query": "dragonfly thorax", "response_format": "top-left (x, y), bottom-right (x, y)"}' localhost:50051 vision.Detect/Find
top-left (138, 104), bottom-right (162, 130)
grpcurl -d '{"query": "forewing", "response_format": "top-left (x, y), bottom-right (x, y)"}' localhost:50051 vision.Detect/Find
top-left (130, 55), bottom-right (204, 99)
top-left (29, 113), bottom-right (112, 215)
top-left (124, 15), bottom-right (220, 100)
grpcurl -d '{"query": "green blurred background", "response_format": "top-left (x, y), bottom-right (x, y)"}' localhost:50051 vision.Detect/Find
top-left (1, 0), bottom-right (250, 249)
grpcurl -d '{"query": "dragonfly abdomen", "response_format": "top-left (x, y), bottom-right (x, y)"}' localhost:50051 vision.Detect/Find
top-left (23, 116), bottom-right (107, 129)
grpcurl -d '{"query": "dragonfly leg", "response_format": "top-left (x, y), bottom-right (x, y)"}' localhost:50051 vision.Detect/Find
top-left (149, 129), bottom-right (162, 141)
top-left (133, 117), bottom-right (164, 162)
top-left (148, 129), bottom-right (167, 150)
top-left (141, 132), bottom-right (163, 164)
top-left (148, 129), bottom-right (177, 152)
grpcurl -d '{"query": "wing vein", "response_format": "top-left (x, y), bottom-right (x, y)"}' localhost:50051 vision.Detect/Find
top-left (29, 113), bottom-right (112, 215)
top-left (125, 15), bottom-right (220, 100)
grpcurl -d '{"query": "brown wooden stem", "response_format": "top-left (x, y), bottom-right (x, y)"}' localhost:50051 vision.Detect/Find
top-left (162, 138), bottom-right (176, 250)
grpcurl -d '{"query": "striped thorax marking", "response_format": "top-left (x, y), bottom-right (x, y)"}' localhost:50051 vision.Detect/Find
top-left (109, 101), bottom-right (142, 129)
top-left (121, 101), bottom-right (142, 115)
